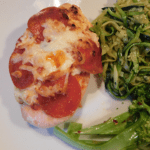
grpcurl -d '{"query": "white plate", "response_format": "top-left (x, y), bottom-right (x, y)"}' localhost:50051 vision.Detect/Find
top-left (0, 0), bottom-right (131, 149)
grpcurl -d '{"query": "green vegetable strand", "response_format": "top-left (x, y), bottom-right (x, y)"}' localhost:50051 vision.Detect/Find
top-left (107, 8), bottom-right (122, 20)
top-left (78, 112), bottom-right (130, 135)
top-left (93, 111), bottom-right (148, 150)
top-left (107, 80), bottom-right (144, 99)
top-left (115, 4), bottom-right (127, 27)
top-left (123, 26), bottom-right (142, 53)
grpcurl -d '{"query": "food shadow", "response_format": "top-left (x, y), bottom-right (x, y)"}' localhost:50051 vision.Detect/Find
top-left (68, 74), bottom-right (103, 123)
top-left (28, 123), bottom-right (79, 149)
top-left (28, 123), bottom-right (55, 136)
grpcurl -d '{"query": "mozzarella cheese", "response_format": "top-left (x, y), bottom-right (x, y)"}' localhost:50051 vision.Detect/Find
top-left (12, 19), bottom-right (84, 105)
top-left (14, 85), bottom-right (38, 105)
top-left (10, 3), bottom-right (101, 107)
top-left (11, 20), bottom-right (85, 81)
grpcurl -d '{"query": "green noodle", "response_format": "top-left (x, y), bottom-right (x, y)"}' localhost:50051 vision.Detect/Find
top-left (90, 0), bottom-right (150, 99)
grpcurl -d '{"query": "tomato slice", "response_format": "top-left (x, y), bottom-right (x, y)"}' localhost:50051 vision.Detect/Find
top-left (37, 75), bottom-right (81, 118)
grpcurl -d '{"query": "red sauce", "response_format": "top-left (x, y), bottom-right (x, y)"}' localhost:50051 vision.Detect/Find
top-left (28, 7), bottom-right (69, 43)
top-left (37, 75), bottom-right (81, 118)
top-left (78, 40), bottom-right (103, 74)
top-left (9, 59), bottom-right (34, 89)
top-left (37, 67), bottom-right (44, 74)
top-left (43, 75), bottom-right (66, 88)
top-left (25, 62), bottom-right (33, 67)
top-left (14, 47), bottom-right (25, 54)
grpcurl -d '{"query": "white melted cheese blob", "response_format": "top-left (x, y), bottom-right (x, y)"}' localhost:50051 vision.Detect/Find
top-left (12, 20), bottom-right (84, 105)
top-left (14, 85), bottom-right (39, 105)
top-left (41, 29), bottom-right (79, 52)
top-left (12, 26), bottom-right (84, 81)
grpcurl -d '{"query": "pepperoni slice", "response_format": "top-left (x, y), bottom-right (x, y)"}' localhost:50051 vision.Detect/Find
top-left (37, 75), bottom-right (81, 118)
top-left (78, 40), bottom-right (103, 74)
top-left (9, 59), bottom-right (34, 89)
top-left (28, 7), bottom-right (69, 43)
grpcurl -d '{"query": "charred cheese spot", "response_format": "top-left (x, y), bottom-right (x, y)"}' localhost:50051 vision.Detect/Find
top-left (92, 50), bottom-right (96, 57)
top-left (70, 5), bottom-right (78, 14)
top-left (62, 13), bottom-right (69, 20)
top-left (72, 24), bottom-right (75, 27)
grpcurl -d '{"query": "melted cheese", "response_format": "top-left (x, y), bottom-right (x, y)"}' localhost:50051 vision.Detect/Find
top-left (11, 19), bottom-right (83, 105)
top-left (41, 28), bottom-right (80, 52)
top-left (14, 84), bottom-right (39, 105)
top-left (11, 21), bottom-right (85, 81)
top-left (11, 7), bottom-right (99, 106)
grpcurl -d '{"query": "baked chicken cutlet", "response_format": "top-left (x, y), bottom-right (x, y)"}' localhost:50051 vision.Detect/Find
top-left (9, 3), bottom-right (102, 128)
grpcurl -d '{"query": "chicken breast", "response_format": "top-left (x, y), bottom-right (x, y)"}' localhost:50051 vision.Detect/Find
top-left (21, 73), bottom-right (90, 128)
top-left (9, 3), bottom-right (102, 128)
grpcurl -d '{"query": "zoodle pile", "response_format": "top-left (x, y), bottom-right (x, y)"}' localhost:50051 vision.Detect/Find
top-left (91, 0), bottom-right (150, 100)
top-left (54, 0), bottom-right (150, 149)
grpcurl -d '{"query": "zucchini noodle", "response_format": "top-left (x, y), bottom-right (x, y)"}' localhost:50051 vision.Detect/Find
top-left (90, 0), bottom-right (150, 99)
